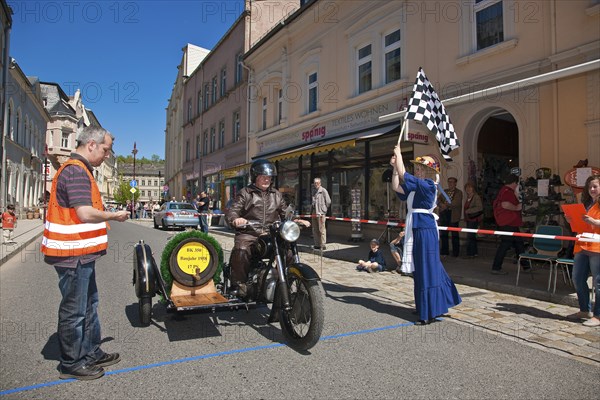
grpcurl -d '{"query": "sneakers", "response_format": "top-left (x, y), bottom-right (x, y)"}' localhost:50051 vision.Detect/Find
top-left (582, 317), bottom-right (600, 327)
top-left (567, 311), bottom-right (593, 320)
top-left (491, 269), bottom-right (508, 275)
top-left (59, 364), bottom-right (105, 381)
top-left (94, 353), bottom-right (121, 367)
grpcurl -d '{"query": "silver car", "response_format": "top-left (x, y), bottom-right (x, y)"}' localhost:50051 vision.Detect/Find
top-left (153, 202), bottom-right (199, 230)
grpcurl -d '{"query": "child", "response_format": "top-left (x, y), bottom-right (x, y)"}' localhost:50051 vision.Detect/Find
top-left (389, 230), bottom-right (406, 274)
top-left (2, 204), bottom-right (17, 244)
top-left (356, 239), bottom-right (387, 273)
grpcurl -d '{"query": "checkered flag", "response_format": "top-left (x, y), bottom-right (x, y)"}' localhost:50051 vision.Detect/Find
top-left (406, 67), bottom-right (460, 161)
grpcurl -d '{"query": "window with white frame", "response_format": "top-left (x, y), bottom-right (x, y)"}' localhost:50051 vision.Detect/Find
top-left (219, 120), bottom-right (225, 148)
top-left (262, 97), bottom-right (267, 130)
top-left (233, 111), bottom-right (240, 142)
top-left (384, 29), bottom-right (401, 84)
top-left (474, 0), bottom-right (504, 50)
top-left (196, 135), bottom-right (201, 158)
top-left (278, 89), bottom-right (283, 124)
top-left (357, 44), bottom-right (372, 93)
top-left (197, 90), bottom-right (202, 115)
top-left (212, 76), bottom-right (217, 103)
top-left (235, 53), bottom-right (243, 84)
top-left (210, 126), bottom-right (216, 152)
top-left (220, 68), bottom-right (227, 97)
top-left (203, 130), bottom-right (209, 155)
top-left (308, 72), bottom-right (318, 113)
top-left (61, 130), bottom-right (69, 148)
top-left (187, 99), bottom-right (192, 122)
top-left (204, 83), bottom-right (210, 110)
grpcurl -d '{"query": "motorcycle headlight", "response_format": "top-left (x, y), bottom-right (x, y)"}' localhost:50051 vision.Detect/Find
top-left (280, 220), bottom-right (301, 242)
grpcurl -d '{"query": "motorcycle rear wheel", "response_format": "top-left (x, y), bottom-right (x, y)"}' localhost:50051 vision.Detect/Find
top-left (279, 269), bottom-right (324, 351)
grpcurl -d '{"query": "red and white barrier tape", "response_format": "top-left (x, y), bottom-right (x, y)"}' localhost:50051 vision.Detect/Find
top-left (296, 214), bottom-right (600, 243)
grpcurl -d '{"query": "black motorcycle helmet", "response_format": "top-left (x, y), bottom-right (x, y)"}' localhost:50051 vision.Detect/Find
top-left (250, 159), bottom-right (277, 183)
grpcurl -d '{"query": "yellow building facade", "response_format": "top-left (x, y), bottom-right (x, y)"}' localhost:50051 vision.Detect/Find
top-left (244, 0), bottom-right (599, 235)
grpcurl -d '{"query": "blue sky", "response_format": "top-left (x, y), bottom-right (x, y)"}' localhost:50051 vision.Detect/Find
top-left (9, 0), bottom-right (246, 159)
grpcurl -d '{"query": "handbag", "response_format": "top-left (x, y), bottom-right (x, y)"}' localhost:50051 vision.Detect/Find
top-left (466, 210), bottom-right (483, 219)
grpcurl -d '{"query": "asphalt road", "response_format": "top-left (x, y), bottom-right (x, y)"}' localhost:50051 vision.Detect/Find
top-left (1, 222), bottom-right (598, 399)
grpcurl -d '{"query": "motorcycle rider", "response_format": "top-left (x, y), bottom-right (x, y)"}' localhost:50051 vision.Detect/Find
top-left (225, 159), bottom-right (309, 296)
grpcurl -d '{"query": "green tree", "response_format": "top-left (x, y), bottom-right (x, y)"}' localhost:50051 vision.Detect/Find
top-left (113, 178), bottom-right (139, 204)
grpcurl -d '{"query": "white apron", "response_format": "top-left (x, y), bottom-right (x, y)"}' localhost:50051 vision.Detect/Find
top-left (400, 189), bottom-right (439, 274)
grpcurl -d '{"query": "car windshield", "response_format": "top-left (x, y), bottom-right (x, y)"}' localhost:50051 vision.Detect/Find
top-left (168, 203), bottom-right (196, 210)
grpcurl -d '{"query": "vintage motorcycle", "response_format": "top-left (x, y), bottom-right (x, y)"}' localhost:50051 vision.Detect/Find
top-left (133, 218), bottom-right (325, 351)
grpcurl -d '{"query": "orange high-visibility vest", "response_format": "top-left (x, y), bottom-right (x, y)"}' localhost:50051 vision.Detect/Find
top-left (41, 159), bottom-right (108, 257)
top-left (574, 203), bottom-right (600, 254)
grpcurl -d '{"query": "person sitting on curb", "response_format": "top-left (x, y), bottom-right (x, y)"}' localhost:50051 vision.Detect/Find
top-left (389, 229), bottom-right (406, 274)
top-left (356, 239), bottom-right (387, 273)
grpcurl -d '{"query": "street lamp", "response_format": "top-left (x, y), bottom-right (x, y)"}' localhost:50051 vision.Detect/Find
top-left (132, 142), bottom-right (138, 218)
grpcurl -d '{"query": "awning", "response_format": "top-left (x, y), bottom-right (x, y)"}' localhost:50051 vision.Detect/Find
top-left (263, 123), bottom-right (401, 162)
top-left (220, 163), bottom-right (250, 179)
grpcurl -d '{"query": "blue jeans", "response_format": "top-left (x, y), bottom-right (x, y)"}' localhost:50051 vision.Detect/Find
top-left (199, 214), bottom-right (208, 233)
top-left (573, 250), bottom-right (600, 317)
top-left (465, 220), bottom-right (479, 256)
top-left (492, 226), bottom-right (525, 270)
top-left (55, 261), bottom-right (104, 371)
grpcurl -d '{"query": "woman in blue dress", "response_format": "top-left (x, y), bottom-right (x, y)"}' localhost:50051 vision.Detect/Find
top-left (390, 145), bottom-right (462, 324)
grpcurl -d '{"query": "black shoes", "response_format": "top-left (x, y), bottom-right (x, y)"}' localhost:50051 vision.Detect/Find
top-left (59, 364), bottom-right (105, 381)
top-left (94, 352), bottom-right (121, 367)
top-left (491, 269), bottom-right (508, 275)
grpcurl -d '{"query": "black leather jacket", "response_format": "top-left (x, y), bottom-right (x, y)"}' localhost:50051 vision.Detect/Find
top-left (225, 184), bottom-right (286, 236)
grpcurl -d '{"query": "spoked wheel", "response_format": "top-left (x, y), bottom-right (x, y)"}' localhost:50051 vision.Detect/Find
top-left (279, 269), bottom-right (324, 351)
top-left (139, 297), bottom-right (152, 327)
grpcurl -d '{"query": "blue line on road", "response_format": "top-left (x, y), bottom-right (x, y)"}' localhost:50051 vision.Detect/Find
top-left (0, 321), bottom-right (418, 396)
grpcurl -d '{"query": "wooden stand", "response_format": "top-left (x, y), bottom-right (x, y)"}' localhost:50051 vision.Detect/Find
top-left (170, 280), bottom-right (228, 307)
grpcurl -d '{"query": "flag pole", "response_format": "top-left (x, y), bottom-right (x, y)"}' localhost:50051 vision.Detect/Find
top-left (397, 118), bottom-right (408, 146)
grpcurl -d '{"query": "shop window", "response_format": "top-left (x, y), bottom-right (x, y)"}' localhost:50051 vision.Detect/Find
top-left (277, 158), bottom-right (300, 211)
top-left (368, 135), bottom-right (414, 221)
top-left (330, 143), bottom-right (366, 218)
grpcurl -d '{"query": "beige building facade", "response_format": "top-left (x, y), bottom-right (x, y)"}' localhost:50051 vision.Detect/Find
top-left (165, 44), bottom-right (210, 202)
top-left (178, 0), bottom-right (302, 209)
top-left (242, 0), bottom-right (599, 236)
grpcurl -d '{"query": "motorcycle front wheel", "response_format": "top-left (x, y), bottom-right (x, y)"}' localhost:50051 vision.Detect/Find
top-left (279, 268), bottom-right (325, 351)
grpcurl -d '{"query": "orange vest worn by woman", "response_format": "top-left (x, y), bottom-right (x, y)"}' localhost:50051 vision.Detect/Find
top-left (574, 202), bottom-right (600, 254)
top-left (41, 159), bottom-right (108, 257)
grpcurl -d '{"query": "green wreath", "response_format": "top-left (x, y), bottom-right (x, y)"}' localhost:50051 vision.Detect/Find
top-left (160, 230), bottom-right (224, 298)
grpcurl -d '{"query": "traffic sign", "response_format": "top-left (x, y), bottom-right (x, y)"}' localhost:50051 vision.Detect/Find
top-left (130, 180), bottom-right (138, 188)
top-left (130, 188), bottom-right (137, 194)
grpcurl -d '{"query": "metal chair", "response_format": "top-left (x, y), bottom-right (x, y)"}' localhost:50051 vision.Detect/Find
top-left (553, 257), bottom-right (574, 293)
top-left (516, 225), bottom-right (563, 291)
